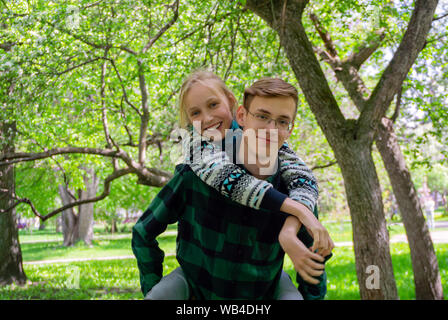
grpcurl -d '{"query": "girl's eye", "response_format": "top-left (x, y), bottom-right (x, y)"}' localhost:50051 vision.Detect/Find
top-left (190, 111), bottom-right (200, 117)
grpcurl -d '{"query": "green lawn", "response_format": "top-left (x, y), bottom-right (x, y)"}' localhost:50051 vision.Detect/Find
top-left (3, 220), bottom-right (447, 300)
top-left (323, 213), bottom-right (448, 243)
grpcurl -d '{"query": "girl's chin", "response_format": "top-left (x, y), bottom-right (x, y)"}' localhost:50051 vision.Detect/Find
top-left (202, 129), bottom-right (225, 141)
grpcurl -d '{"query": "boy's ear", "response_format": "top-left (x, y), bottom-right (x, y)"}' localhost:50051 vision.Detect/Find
top-left (236, 105), bottom-right (246, 127)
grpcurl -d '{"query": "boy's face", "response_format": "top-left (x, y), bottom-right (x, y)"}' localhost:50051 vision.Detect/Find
top-left (184, 82), bottom-right (234, 140)
top-left (236, 95), bottom-right (295, 154)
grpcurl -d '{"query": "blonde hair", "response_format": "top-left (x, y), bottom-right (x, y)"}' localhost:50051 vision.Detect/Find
top-left (178, 70), bottom-right (237, 128)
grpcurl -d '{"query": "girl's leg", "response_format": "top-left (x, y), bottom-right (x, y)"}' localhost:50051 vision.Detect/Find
top-left (144, 267), bottom-right (190, 300)
top-left (274, 271), bottom-right (304, 300)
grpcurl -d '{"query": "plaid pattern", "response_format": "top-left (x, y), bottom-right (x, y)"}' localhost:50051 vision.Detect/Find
top-left (132, 164), bottom-right (329, 300)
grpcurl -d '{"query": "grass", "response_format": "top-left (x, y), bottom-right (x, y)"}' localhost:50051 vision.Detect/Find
top-left (20, 233), bottom-right (176, 262)
top-left (323, 212), bottom-right (448, 243)
top-left (3, 219), bottom-right (448, 300)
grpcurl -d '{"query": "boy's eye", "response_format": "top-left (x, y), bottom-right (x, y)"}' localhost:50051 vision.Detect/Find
top-left (256, 114), bottom-right (269, 120)
top-left (278, 119), bottom-right (289, 126)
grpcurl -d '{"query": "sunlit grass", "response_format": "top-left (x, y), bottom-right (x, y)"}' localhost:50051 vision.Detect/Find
top-left (4, 221), bottom-right (448, 300)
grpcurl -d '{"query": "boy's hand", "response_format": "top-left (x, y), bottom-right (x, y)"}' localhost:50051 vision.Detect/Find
top-left (279, 227), bottom-right (325, 285)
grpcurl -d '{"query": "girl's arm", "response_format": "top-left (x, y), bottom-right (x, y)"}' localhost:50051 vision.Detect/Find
top-left (182, 125), bottom-right (333, 254)
top-left (278, 144), bottom-right (318, 212)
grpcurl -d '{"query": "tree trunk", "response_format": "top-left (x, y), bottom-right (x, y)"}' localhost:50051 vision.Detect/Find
top-left (376, 118), bottom-right (443, 299)
top-left (246, 0), bottom-right (398, 299)
top-left (78, 168), bottom-right (99, 246)
top-left (58, 185), bottom-right (79, 246)
top-left (335, 139), bottom-right (398, 299)
top-left (0, 121), bottom-right (26, 286)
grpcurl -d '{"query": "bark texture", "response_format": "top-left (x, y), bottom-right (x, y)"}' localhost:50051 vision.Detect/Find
top-left (0, 121), bottom-right (26, 286)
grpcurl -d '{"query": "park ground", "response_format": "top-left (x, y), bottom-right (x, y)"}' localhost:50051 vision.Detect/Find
top-left (1, 213), bottom-right (448, 300)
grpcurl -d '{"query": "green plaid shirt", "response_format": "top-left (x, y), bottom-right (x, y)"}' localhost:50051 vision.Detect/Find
top-left (132, 164), bottom-right (328, 300)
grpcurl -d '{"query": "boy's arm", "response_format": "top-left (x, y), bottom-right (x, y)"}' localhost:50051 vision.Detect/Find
top-left (279, 211), bottom-right (333, 300)
top-left (131, 167), bottom-right (186, 297)
top-left (279, 216), bottom-right (325, 285)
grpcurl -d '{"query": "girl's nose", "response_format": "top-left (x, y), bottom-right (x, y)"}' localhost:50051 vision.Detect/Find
top-left (203, 112), bottom-right (213, 124)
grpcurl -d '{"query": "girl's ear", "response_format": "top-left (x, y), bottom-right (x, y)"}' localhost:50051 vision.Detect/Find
top-left (236, 105), bottom-right (246, 127)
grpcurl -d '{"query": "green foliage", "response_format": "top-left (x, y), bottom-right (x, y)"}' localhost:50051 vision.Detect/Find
top-left (1, 0), bottom-right (446, 222)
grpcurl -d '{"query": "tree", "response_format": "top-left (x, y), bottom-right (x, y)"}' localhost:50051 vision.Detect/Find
top-left (306, 2), bottom-right (444, 299)
top-left (0, 118), bottom-right (26, 286)
top-left (0, 0), bottom-right (289, 286)
top-left (246, 0), bottom-right (439, 299)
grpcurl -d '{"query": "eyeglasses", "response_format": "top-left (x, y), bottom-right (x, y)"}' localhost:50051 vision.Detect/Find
top-left (246, 110), bottom-right (293, 131)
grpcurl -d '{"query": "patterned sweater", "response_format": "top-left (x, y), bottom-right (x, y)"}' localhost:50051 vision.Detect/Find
top-left (181, 120), bottom-right (319, 212)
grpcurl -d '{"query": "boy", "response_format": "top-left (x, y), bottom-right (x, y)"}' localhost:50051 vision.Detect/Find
top-left (132, 78), bottom-right (332, 299)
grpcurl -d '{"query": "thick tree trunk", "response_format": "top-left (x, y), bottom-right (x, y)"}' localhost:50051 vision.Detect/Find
top-left (78, 168), bottom-right (99, 246)
top-left (58, 185), bottom-right (79, 246)
top-left (376, 118), bottom-right (443, 299)
top-left (0, 121), bottom-right (26, 286)
top-left (335, 140), bottom-right (398, 299)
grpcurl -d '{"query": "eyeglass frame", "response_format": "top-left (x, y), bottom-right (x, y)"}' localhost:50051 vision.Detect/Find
top-left (245, 109), bottom-right (294, 131)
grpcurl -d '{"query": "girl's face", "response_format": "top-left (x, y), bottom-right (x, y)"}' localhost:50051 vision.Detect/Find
top-left (184, 82), bottom-right (234, 140)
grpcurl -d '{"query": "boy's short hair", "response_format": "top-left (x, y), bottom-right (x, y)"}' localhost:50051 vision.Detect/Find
top-left (243, 78), bottom-right (298, 120)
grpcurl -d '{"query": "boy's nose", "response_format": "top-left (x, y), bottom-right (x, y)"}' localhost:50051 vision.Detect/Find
top-left (265, 119), bottom-right (276, 129)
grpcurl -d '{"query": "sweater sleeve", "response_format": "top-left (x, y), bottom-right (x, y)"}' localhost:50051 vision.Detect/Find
top-left (181, 124), bottom-right (287, 211)
top-left (278, 144), bottom-right (319, 212)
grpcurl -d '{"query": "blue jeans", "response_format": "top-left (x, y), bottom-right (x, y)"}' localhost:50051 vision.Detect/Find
top-left (144, 267), bottom-right (303, 300)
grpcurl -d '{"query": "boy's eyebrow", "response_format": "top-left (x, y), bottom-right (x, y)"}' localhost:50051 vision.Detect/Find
top-left (255, 107), bottom-right (292, 120)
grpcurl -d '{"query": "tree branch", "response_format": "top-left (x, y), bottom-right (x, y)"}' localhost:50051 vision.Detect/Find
top-left (433, 12), bottom-right (448, 21)
top-left (53, 57), bottom-right (102, 76)
top-left (309, 12), bottom-right (338, 58)
top-left (107, 57), bottom-right (141, 117)
top-left (311, 160), bottom-right (337, 170)
top-left (346, 30), bottom-right (386, 70)
top-left (358, 0), bottom-right (438, 141)
top-left (0, 147), bottom-right (120, 166)
top-left (137, 60), bottom-right (150, 165)
top-left (142, 0), bottom-right (180, 54)
top-left (0, 168), bottom-right (134, 221)
top-left (390, 84), bottom-right (403, 123)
